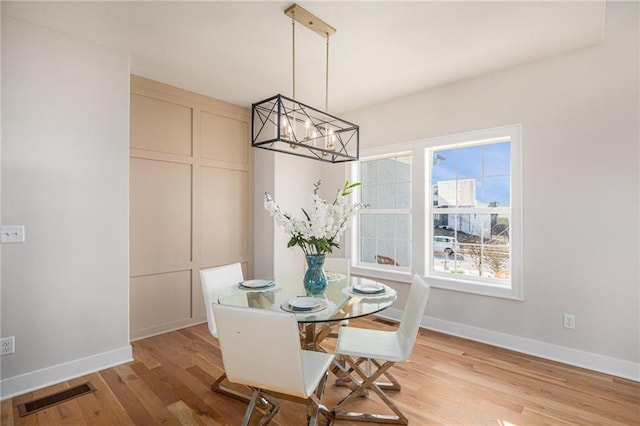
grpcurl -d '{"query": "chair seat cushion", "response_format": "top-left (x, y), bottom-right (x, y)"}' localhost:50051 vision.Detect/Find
top-left (336, 327), bottom-right (405, 362)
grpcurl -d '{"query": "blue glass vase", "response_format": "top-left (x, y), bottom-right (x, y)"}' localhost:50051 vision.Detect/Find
top-left (303, 254), bottom-right (328, 296)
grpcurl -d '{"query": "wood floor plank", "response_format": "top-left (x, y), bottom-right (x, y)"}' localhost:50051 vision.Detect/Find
top-left (166, 400), bottom-right (214, 426)
top-left (134, 335), bottom-right (245, 424)
top-left (1, 398), bottom-right (15, 425)
top-left (80, 372), bottom-right (134, 425)
top-left (131, 343), bottom-right (162, 370)
top-left (144, 365), bottom-right (217, 420)
top-left (128, 362), bottom-right (181, 407)
top-left (31, 383), bottom-right (70, 426)
top-left (100, 366), bottom-right (164, 425)
top-left (115, 364), bottom-right (182, 425)
top-left (2, 318), bottom-right (638, 425)
top-left (7, 391), bottom-right (37, 426)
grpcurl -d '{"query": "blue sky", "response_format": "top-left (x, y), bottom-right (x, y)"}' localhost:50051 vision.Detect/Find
top-left (432, 142), bottom-right (511, 207)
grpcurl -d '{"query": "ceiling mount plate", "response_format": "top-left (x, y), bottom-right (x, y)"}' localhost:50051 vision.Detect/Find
top-left (284, 3), bottom-right (336, 37)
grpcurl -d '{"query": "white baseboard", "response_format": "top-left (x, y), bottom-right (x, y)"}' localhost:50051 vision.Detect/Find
top-left (377, 309), bottom-right (639, 382)
top-left (0, 345), bottom-right (133, 400)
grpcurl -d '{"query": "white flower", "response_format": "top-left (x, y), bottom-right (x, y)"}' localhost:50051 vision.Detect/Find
top-left (263, 180), bottom-right (364, 255)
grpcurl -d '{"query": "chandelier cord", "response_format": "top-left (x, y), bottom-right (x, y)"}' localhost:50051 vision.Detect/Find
top-left (292, 14), bottom-right (296, 101)
top-left (325, 32), bottom-right (329, 112)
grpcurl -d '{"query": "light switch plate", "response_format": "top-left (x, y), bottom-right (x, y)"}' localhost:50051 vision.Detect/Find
top-left (0, 226), bottom-right (25, 243)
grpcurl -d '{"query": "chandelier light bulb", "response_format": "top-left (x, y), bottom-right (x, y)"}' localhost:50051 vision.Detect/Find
top-left (327, 129), bottom-right (335, 151)
top-left (281, 117), bottom-right (290, 139)
top-left (305, 120), bottom-right (312, 139)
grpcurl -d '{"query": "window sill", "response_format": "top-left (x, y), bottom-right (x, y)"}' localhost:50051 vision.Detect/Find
top-left (351, 266), bottom-right (412, 284)
top-left (427, 275), bottom-right (523, 300)
top-left (351, 266), bottom-right (522, 300)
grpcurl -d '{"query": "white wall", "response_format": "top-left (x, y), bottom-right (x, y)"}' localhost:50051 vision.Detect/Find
top-left (340, 1), bottom-right (639, 377)
top-left (252, 149), bottom-right (276, 279)
top-left (254, 151), bottom-right (327, 277)
top-left (253, 138), bottom-right (355, 276)
top-left (1, 17), bottom-right (131, 398)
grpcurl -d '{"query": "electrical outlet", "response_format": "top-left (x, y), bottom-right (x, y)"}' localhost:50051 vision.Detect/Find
top-left (0, 225), bottom-right (25, 243)
top-left (1, 337), bottom-right (15, 355)
top-left (563, 314), bottom-right (576, 330)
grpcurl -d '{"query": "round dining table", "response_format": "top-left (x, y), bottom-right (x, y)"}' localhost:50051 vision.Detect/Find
top-left (217, 273), bottom-right (397, 351)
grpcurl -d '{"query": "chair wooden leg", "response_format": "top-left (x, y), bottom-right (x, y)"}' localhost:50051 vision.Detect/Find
top-left (332, 357), bottom-right (408, 425)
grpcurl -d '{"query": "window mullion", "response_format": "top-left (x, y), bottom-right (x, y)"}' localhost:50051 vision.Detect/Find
top-left (361, 209), bottom-right (411, 215)
top-left (412, 147), bottom-right (425, 277)
top-left (433, 207), bottom-right (510, 215)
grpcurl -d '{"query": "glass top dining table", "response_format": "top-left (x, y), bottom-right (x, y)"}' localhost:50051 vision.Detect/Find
top-left (217, 274), bottom-right (397, 350)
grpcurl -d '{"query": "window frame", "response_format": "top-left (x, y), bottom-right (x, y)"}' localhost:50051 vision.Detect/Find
top-left (356, 152), bottom-right (413, 273)
top-left (349, 124), bottom-right (523, 300)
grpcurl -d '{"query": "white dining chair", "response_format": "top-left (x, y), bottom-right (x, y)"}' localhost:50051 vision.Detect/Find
top-left (332, 274), bottom-right (431, 424)
top-left (213, 303), bottom-right (335, 426)
top-left (200, 262), bottom-right (252, 402)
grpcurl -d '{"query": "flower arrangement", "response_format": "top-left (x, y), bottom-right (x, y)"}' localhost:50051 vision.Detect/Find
top-left (264, 180), bottom-right (363, 256)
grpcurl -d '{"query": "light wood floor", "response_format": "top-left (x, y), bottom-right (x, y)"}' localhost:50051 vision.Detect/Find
top-left (1, 317), bottom-right (639, 425)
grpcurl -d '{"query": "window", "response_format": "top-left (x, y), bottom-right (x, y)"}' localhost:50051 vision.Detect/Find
top-left (351, 125), bottom-right (522, 300)
top-left (358, 154), bottom-right (412, 270)
top-left (430, 141), bottom-right (512, 281)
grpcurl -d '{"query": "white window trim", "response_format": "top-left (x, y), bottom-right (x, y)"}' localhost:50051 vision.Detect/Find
top-left (349, 124), bottom-right (523, 300)
top-left (356, 151), bottom-right (413, 277)
top-left (350, 149), bottom-right (417, 283)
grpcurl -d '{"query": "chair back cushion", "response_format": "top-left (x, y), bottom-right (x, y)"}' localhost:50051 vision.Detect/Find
top-left (200, 263), bottom-right (243, 338)
top-left (213, 304), bottom-right (308, 398)
top-left (397, 275), bottom-right (431, 358)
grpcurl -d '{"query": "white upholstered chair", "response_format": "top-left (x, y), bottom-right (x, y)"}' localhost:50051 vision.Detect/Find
top-left (200, 263), bottom-right (250, 401)
top-left (213, 304), bottom-right (335, 425)
top-left (332, 274), bottom-right (431, 424)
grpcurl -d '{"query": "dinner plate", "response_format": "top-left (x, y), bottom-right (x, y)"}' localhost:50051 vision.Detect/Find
top-left (287, 296), bottom-right (324, 311)
top-left (238, 279), bottom-right (275, 289)
top-left (281, 298), bottom-right (327, 313)
top-left (325, 272), bottom-right (345, 281)
top-left (352, 282), bottom-right (386, 294)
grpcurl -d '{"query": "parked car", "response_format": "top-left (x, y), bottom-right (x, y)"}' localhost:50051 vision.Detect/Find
top-left (433, 236), bottom-right (459, 255)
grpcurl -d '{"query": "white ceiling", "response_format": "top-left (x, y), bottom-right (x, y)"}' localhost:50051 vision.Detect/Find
top-left (2, 1), bottom-right (606, 113)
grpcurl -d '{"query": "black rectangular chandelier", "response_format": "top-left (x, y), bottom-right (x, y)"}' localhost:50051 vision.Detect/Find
top-left (251, 4), bottom-right (360, 164)
top-left (252, 94), bottom-right (359, 163)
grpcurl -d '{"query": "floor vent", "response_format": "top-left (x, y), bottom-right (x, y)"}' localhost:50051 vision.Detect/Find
top-left (373, 317), bottom-right (398, 326)
top-left (18, 382), bottom-right (96, 417)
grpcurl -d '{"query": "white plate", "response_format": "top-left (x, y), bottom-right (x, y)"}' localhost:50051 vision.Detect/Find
top-left (239, 279), bottom-right (275, 289)
top-left (352, 282), bottom-right (385, 294)
top-left (287, 297), bottom-right (324, 311)
top-left (325, 272), bottom-right (345, 281)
